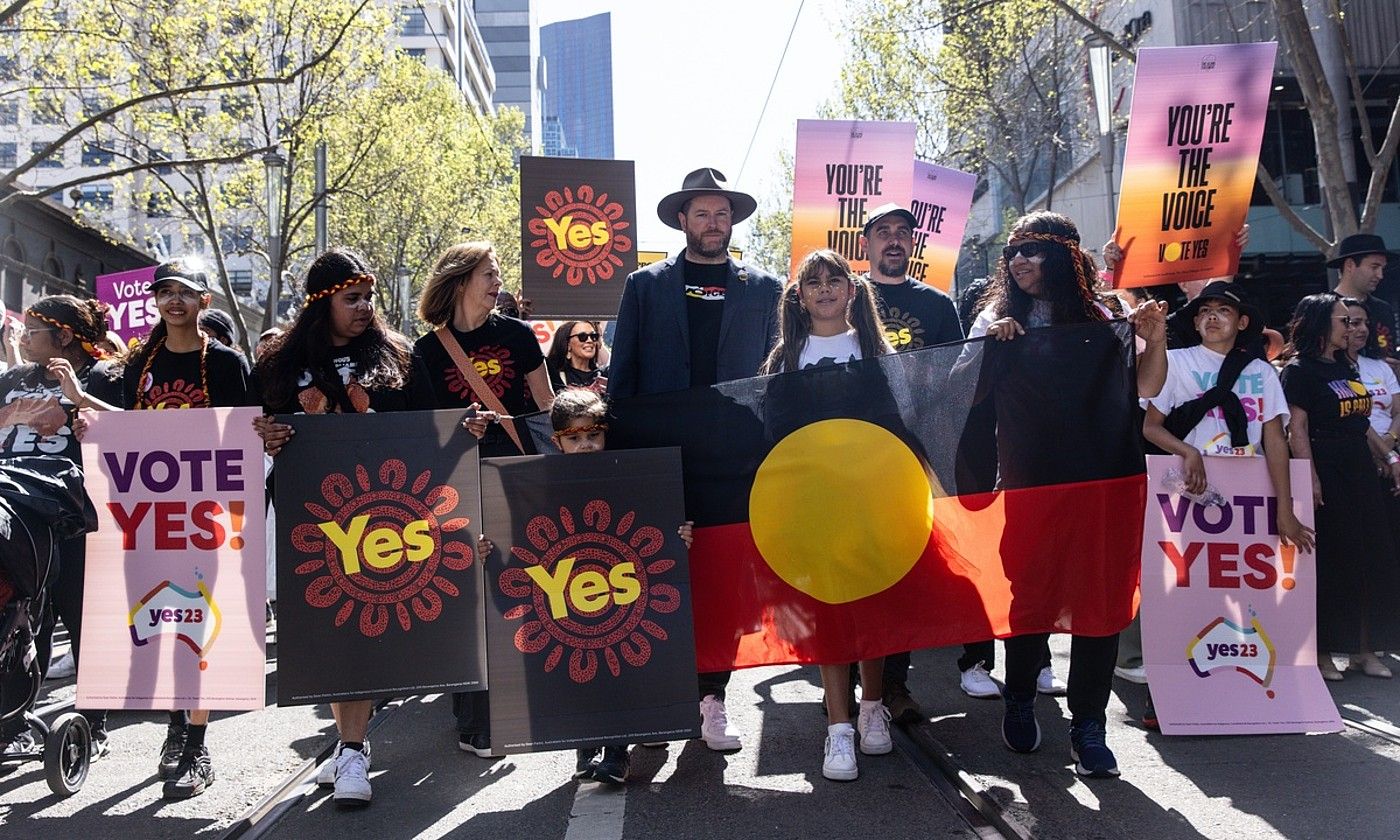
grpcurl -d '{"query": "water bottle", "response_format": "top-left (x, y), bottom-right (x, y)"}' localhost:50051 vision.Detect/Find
top-left (1162, 467), bottom-right (1227, 507)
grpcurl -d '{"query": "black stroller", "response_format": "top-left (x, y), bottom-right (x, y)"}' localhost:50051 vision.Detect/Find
top-left (0, 455), bottom-right (97, 796)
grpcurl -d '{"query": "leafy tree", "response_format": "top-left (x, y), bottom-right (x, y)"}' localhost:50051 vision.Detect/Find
top-left (744, 150), bottom-right (793, 277)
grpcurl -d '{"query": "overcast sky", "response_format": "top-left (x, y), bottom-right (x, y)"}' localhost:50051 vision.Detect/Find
top-left (535, 0), bottom-right (847, 253)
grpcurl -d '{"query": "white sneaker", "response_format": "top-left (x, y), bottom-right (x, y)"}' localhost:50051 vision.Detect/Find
top-left (856, 699), bottom-right (892, 755)
top-left (959, 662), bottom-right (1001, 698)
top-left (699, 695), bottom-right (741, 751)
top-left (822, 723), bottom-right (858, 781)
top-left (318, 740), bottom-right (371, 788)
top-left (331, 747), bottom-right (371, 806)
top-left (1036, 666), bottom-right (1067, 696)
top-left (1113, 665), bottom-right (1148, 684)
top-left (46, 652), bottom-right (76, 679)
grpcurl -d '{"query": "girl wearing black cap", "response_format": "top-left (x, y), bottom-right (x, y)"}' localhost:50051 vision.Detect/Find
top-left (118, 259), bottom-right (255, 799)
top-left (1281, 293), bottom-right (1400, 681)
top-left (252, 247), bottom-right (482, 807)
top-left (0, 294), bottom-right (120, 758)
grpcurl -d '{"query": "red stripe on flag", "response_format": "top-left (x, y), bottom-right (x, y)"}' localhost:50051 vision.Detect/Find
top-left (691, 473), bottom-right (1145, 671)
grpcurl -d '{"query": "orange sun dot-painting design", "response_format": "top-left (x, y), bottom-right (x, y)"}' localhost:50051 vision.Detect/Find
top-left (291, 459), bottom-right (473, 638)
top-left (527, 185), bottom-right (633, 287)
top-left (497, 500), bottom-right (678, 684)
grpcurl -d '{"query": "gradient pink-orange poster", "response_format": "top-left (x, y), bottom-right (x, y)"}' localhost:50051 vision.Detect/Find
top-left (791, 120), bottom-right (915, 278)
top-left (909, 160), bottom-right (976, 292)
top-left (1114, 43), bottom-right (1277, 288)
top-left (78, 408), bottom-right (267, 710)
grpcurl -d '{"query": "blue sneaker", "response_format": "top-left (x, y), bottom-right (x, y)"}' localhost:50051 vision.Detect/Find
top-left (593, 746), bottom-right (630, 785)
top-left (1070, 719), bottom-right (1120, 777)
top-left (1001, 690), bottom-right (1040, 753)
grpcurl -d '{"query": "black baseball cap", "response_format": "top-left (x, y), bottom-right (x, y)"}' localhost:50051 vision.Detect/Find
top-left (151, 259), bottom-right (210, 294)
top-left (861, 203), bottom-right (918, 237)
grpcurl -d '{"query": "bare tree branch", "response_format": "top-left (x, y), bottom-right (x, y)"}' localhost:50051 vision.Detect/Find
top-left (1254, 163), bottom-right (1332, 252)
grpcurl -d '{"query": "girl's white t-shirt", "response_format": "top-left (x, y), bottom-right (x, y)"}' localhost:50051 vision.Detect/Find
top-left (1357, 354), bottom-right (1399, 436)
top-left (794, 330), bottom-right (863, 370)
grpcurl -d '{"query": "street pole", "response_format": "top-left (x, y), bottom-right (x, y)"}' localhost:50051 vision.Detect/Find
top-left (261, 147), bottom-right (287, 332)
top-left (1087, 38), bottom-right (1116, 246)
top-left (314, 142), bottom-right (328, 255)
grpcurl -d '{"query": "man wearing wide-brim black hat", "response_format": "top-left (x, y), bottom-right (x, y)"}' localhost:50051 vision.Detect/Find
top-left (1331, 233), bottom-right (1398, 370)
top-left (607, 168), bottom-right (782, 753)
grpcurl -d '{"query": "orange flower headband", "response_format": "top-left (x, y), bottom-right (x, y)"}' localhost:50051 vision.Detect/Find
top-left (551, 422), bottom-right (608, 444)
top-left (304, 273), bottom-right (376, 305)
top-left (25, 308), bottom-right (110, 360)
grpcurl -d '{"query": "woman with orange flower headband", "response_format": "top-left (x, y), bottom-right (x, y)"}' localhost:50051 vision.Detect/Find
top-left (0, 293), bottom-right (122, 763)
top-left (962, 211), bottom-right (1168, 781)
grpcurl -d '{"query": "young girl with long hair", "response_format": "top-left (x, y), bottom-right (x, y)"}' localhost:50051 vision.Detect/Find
top-left (118, 260), bottom-right (255, 799)
top-left (759, 249), bottom-right (895, 782)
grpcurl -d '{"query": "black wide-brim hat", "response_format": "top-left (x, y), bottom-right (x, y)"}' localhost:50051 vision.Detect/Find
top-left (1326, 233), bottom-right (1397, 268)
top-left (1167, 280), bottom-right (1264, 348)
top-left (657, 168), bottom-right (757, 230)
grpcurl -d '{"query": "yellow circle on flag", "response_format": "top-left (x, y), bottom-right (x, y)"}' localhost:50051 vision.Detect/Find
top-left (749, 419), bottom-right (933, 605)
top-left (1163, 241), bottom-right (1183, 262)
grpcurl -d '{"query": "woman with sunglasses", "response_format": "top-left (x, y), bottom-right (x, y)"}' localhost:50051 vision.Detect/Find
top-left (545, 321), bottom-right (606, 392)
top-left (0, 294), bottom-right (121, 760)
top-left (1281, 293), bottom-right (1400, 681)
top-left (967, 211), bottom-right (1165, 780)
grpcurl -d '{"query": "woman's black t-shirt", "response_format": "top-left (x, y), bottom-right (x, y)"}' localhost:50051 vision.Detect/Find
top-left (413, 314), bottom-right (545, 454)
top-left (260, 351), bottom-right (436, 415)
top-left (122, 340), bottom-right (254, 409)
top-left (1280, 355), bottom-right (1373, 441)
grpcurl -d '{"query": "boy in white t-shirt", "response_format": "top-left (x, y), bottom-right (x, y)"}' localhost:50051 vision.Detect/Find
top-left (1143, 281), bottom-right (1312, 547)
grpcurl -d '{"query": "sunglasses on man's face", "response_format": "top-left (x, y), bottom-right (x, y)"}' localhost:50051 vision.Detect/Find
top-left (1002, 242), bottom-right (1054, 262)
top-left (571, 332), bottom-right (600, 343)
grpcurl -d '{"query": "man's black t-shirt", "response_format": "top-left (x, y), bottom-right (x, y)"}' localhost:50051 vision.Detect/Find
top-left (867, 276), bottom-right (964, 350)
top-left (413, 314), bottom-right (545, 456)
top-left (1362, 295), bottom-right (1399, 359)
top-left (122, 340), bottom-right (254, 409)
top-left (682, 259), bottom-right (728, 387)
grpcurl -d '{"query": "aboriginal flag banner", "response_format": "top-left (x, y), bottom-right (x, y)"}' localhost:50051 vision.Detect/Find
top-left (606, 321), bottom-right (1146, 671)
top-left (274, 410), bottom-right (484, 704)
top-left (481, 448), bottom-right (700, 753)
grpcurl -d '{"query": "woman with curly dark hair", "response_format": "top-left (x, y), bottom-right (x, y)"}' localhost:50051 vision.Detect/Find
top-left (1281, 292), bottom-right (1400, 681)
top-left (967, 211), bottom-right (1166, 780)
top-left (545, 320), bottom-right (605, 391)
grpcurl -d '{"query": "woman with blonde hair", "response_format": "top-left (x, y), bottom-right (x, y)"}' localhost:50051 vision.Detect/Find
top-left (413, 242), bottom-right (553, 757)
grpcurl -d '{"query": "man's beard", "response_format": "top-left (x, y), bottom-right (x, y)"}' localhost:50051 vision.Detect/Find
top-left (876, 251), bottom-right (909, 277)
top-left (686, 228), bottom-right (731, 259)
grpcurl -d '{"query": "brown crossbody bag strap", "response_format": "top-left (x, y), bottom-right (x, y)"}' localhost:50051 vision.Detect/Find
top-left (434, 326), bottom-right (526, 454)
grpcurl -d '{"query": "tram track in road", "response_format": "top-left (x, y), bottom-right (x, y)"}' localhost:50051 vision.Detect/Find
top-left (894, 721), bottom-right (1030, 840)
top-left (1341, 712), bottom-right (1400, 750)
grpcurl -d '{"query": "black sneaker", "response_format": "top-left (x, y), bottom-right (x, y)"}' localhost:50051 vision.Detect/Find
top-left (157, 724), bottom-right (186, 779)
top-left (1001, 690), bottom-right (1041, 753)
top-left (574, 747), bottom-right (600, 780)
top-left (593, 746), bottom-right (629, 785)
top-left (1070, 719), bottom-right (1120, 778)
top-left (458, 732), bottom-right (493, 758)
top-left (90, 728), bottom-right (111, 761)
top-left (162, 746), bottom-right (215, 798)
